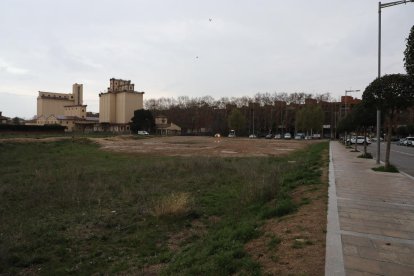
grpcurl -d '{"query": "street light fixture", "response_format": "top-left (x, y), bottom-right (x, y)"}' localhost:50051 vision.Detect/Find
top-left (342, 89), bottom-right (360, 145)
top-left (377, 0), bottom-right (414, 164)
top-left (344, 89), bottom-right (360, 116)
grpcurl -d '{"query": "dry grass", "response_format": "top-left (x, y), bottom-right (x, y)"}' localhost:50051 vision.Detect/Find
top-left (151, 192), bottom-right (193, 218)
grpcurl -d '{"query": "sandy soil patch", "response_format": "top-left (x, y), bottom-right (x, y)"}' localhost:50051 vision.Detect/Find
top-left (91, 136), bottom-right (319, 157)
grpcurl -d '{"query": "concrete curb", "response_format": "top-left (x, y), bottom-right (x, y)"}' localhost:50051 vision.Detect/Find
top-left (325, 142), bottom-right (345, 276)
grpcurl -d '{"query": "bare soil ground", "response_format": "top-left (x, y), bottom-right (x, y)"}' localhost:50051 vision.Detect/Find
top-left (90, 135), bottom-right (319, 157)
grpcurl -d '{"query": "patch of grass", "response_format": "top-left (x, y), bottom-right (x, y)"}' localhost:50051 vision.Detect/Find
top-left (372, 165), bottom-right (399, 173)
top-left (358, 152), bottom-right (373, 159)
top-left (291, 238), bottom-right (313, 249)
top-left (267, 235), bottom-right (282, 250)
top-left (300, 197), bottom-right (311, 206)
top-left (0, 140), bottom-right (328, 275)
top-left (162, 220), bottom-right (261, 275)
top-left (151, 192), bottom-right (193, 218)
top-left (262, 198), bottom-right (297, 219)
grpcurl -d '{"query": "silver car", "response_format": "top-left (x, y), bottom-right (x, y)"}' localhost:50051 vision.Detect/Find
top-left (405, 137), bottom-right (414, 146)
top-left (350, 136), bottom-right (371, 144)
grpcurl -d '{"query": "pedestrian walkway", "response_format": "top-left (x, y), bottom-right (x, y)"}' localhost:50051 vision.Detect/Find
top-left (326, 141), bottom-right (414, 276)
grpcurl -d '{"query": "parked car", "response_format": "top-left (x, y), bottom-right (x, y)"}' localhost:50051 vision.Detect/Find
top-left (249, 134), bottom-right (257, 139)
top-left (274, 134), bottom-right (282, 139)
top-left (397, 138), bottom-right (407, 146)
top-left (228, 130), bottom-right (236, 138)
top-left (137, 130), bottom-right (149, 135)
top-left (312, 133), bottom-right (321, 139)
top-left (371, 137), bottom-right (384, 142)
top-left (295, 133), bottom-right (305, 140)
top-left (350, 136), bottom-right (371, 144)
top-left (265, 133), bottom-right (273, 139)
top-left (405, 137), bottom-right (414, 146)
top-left (284, 133), bottom-right (292, 139)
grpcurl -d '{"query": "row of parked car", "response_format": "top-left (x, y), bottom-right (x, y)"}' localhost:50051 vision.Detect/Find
top-left (228, 132), bottom-right (321, 139)
top-left (250, 133), bottom-right (294, 139)
top-left (345, 136), bottom-right (414, 146)
top-left (397, 137), bottom-right (414, 146)
top-left (346, 136), bottom-right (372, 145)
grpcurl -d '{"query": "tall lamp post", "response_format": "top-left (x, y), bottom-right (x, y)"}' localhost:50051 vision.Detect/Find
top-left (377, 0), bottom-right (414, 164)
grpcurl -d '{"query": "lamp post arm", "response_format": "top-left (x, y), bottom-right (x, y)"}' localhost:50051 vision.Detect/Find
top-left (381, 0), bottom-right (414, 8)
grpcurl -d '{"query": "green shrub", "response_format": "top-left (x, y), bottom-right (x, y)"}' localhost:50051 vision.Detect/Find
top-left (372, 165), bottom-right (399, 173)
top-left (267, 235), bottom-right (282, 250)
top-left (261, 198), bottom-right (297, 219)
top-left (358, 152), bottom-right (373, 159)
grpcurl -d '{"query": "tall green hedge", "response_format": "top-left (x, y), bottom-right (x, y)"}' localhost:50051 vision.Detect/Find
top-left (0, 124), bottom-right (66, 132)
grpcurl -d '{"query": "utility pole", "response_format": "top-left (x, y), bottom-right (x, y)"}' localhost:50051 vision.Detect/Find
top-left (252, 108), bottom-right (255, 135)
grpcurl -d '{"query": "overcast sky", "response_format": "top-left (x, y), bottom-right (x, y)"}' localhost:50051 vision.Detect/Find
top-left (1, 0), bottom-right (413, 119)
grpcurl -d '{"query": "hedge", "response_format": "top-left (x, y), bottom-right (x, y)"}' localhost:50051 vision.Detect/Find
top-left (0, 124), bottom-right (66, 132)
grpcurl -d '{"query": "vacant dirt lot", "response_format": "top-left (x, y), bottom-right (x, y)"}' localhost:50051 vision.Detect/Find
top-left (91, 136), bottom-right (319, 157)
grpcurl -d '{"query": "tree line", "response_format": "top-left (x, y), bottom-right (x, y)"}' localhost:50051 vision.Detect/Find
top-left (143, 92), bottom-right (332, 136)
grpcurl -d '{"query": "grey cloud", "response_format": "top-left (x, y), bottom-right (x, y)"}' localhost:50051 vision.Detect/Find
top-left (0, 0), bottom-right (413, 118)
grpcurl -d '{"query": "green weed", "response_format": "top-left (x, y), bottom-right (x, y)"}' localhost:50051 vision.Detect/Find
top-left (267, 235), bottom-right (282, 250)
top-left (358, 152), bottom-right (373, 159)
top-left (0, 140), bottom-right (328, 275)
top-left (372, 165), bottom-right (399, 173)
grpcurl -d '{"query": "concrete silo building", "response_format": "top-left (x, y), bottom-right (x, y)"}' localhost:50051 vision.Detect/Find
top-left (98, 78), bottom-right (144, 132)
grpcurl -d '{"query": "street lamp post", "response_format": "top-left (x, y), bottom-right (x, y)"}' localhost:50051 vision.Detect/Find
top-left (377, 0), bottom-right (414, 164)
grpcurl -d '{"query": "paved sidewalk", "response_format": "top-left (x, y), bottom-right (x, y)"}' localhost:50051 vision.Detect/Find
top-left (326, 141), bottom-right (414, 276)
